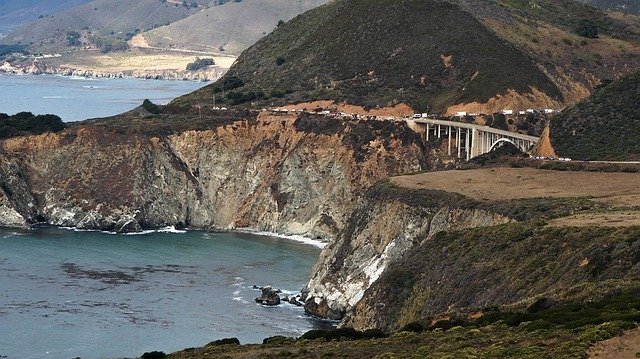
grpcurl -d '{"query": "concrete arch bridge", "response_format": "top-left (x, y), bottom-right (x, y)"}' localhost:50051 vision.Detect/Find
top-left (407, 118), bottom-right (539, 160)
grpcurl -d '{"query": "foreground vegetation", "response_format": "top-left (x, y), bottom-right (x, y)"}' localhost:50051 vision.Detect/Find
top-left (161, 290), bottom-right (640, 358)
top-left (157, 177), bottom-right (640, 358)
top-left (0, 111), bottom-right (65, 139)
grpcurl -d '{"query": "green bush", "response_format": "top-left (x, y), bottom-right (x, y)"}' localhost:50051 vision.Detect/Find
top-left (186, 57), bottom-right (215, 71)
top-left (0, 112), bottom-right (65, 139)
top-left (207, 338), bottom-right (240, 346)
top-left (576, 19), bottom-right (599, 38)
top-left (142, 99), bottom-right (160, 114)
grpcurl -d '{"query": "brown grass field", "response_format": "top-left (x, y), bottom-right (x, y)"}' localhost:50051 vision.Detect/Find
top-left (391, 167), bottom-right (640, 207)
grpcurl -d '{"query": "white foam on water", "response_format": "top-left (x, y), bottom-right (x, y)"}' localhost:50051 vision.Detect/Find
top-left (279, 289), bottom-right (299, 296)
top-left (59, 226), bottom-right (186, 236)
top-left (154, 226), bottom-right (187, 234)
top-left (68, 76), bottom-right (97, 81)
top-left (236, 229), bottom-right (327, 249)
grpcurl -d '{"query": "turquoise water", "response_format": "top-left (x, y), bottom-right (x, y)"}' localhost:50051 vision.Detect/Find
top-left (0, 227), bottom-right (325, 359)
top-left (0, 74), bottom-right (206, 122)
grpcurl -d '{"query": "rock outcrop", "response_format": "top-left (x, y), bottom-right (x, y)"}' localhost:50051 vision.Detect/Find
top-left (0, 112), bottom-right (429, 240)
top-left (301, 183), bottom-right (511, 320)
top-left (255, 286), bottom-right (281, 306)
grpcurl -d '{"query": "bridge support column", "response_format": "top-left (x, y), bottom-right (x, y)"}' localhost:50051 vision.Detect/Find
top-left (425, 124), bottom-right (429, 141)
top-left (471, 128), bottom-right (480, 158)
top-left (465, 129), bottom-right (470, 161)
top-left (448, 126), bottom-right (452, 156)
top-left (457, 128), bottom-right (461, 158)
top-left (438, 125), bottom-right (441, 138)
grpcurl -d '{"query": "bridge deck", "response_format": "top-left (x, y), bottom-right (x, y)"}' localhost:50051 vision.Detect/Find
top-left (411, 118), bottom-right (539, 142)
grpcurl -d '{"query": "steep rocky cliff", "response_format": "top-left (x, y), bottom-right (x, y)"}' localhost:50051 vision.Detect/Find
top-left (301, 182), bottom-right (513, 320)
top-left (0, 112), bottom-right (429, 240)
top-left (300, 181), bottom-right (613, 324)
top-left (343, 223), bottom-right (640, 332)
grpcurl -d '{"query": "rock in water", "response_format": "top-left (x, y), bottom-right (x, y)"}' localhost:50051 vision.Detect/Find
top-left (254, 286), bottom-right (281, 306)
top-left (289, 296), bottom-right (302, 307)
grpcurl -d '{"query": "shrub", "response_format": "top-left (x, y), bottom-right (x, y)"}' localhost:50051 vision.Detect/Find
top-left (0, 112), bottom-right (65, 139)
top-left (141, 351), bottom-right (166, 359)
top-left (576, 19), bottom-right (599, 38)
top-left (399, 322), bottom-right (425, 333)
top-left (186, 57), bottom-right (216, 71)
top-left (142, 99), bottom-right (160, 114)
top-left (222, 75), bottom-right (244, 91)
top-left (207, 338), bottom-right (240, 346)
top-left (66, 31), bottom-right (81, 46)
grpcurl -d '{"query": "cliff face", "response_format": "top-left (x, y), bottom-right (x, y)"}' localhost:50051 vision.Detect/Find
top-left (343, 223), bottom-right (640, 332)
top-left (301, 183), bottom-right (511, 320)
top-left (0, 113), bottom-right (428, 240)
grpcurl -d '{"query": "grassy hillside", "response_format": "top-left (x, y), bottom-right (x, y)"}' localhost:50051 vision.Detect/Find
top-left (579, 0), bottom-right (640, 14)
top-left (165, 317), bottom-right (638, 358)
top-left (352, 220), bottom-right (640, 331)
top-left (2, 0), bottom-right (209, 52)
top-left (0, 0), bottom-right (91, 38)
top-left (177, 0), bottom-right (640, 113)
top-left (139, 0), bottom-right (329, 55)
top-left (550, 71), bottom-right (640, 161)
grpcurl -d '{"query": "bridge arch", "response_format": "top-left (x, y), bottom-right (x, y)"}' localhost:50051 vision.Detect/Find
top-left (489, 138), bottom-right (520, 152)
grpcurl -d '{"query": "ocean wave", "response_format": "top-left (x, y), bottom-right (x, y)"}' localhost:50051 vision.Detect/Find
top-left (68, 76), bottom-right (97, 81)
top-left (59, 225), bottom-right (186, 235)
top-left (236, 229), bottom-right (327, 248)
top-left (42, 95), bottom-right (69, 99)
top-left (153, 226), bottom-right (187, 234)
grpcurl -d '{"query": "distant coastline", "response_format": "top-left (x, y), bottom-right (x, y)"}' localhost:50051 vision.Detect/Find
top-left (0, 60), bottom-right (222, 82)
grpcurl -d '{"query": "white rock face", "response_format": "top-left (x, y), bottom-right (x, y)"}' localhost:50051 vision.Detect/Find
top-left (0, 205), bottom-right (27, 228)
top-left (303, 201), bottom-right (512, 321)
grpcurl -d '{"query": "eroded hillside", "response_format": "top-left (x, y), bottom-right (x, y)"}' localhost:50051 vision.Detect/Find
top-left (0, 111), bottom-right (429, 239)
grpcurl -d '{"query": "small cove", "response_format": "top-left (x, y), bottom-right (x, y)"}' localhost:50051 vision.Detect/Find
top-left (0, 226), bottom-right (327, 359)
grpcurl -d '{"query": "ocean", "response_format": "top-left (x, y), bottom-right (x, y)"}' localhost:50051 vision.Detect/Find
top-left (0, 74), bottom-right (207, 122)
top-left (0, 74), bottom-right (328, 358)
top-left (0, 226), bottom-right (326, 359)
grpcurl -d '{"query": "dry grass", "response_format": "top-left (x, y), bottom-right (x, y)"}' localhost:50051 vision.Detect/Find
top-left (391, 167), bottom-right (640, 206)
top-left (548, 210), bottom-right (640, 227)
top-left (53, 48), bottom-right (236, 71)
top-left (588, 327), bottom-right (640, 359)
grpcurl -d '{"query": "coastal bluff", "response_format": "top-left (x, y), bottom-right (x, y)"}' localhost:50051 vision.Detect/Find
top-left (0, 111), bottom-right (429, 239)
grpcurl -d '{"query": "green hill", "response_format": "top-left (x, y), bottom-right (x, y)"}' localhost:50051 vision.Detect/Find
top-left (2, 0), bottom-right (209, 52)
top-left (175, 0), bottom-right (640, 114)
top-left (138, 0), bottom-right (330, 56)
top-left (0, 0), bottom-right (92, 38)
top-left (550, 71), bottom-right (640, 161)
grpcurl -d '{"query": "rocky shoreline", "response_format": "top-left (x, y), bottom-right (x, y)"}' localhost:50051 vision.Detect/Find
top-left (0, 60), bottom-right (222, 81)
